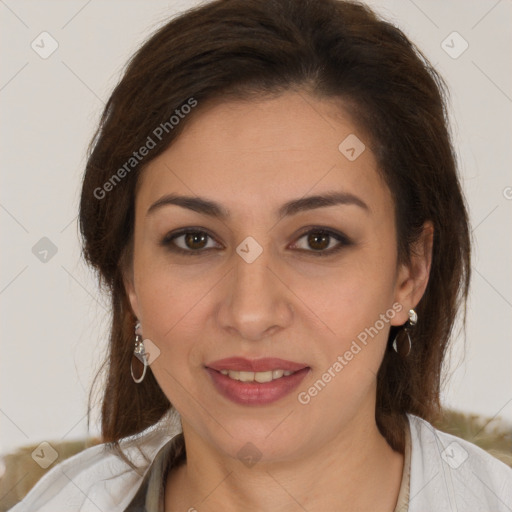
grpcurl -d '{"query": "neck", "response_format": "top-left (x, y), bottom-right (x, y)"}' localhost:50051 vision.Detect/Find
top-left (165, 410), bottom-right (405, 511)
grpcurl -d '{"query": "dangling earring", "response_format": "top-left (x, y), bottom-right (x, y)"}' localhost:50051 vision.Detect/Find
top-left (392, 309), bottom-right (417, 357)
top-left (131, 321), bottom-right (148, 383)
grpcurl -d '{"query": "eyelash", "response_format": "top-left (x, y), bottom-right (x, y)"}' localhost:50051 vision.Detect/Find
top-left (160, 226), bottom-right (353, 257)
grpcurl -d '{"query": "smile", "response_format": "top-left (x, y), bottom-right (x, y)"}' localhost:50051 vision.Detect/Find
top-left (219, 369), bottom-right (296, 382)
top-left (204, 357), bottom-right (310, 406)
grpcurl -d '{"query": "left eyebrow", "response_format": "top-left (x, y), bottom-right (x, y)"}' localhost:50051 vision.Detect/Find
top-left (278, 191), bottom-right (370, 217)
top-left (146, 191), bottom-right (370, 219)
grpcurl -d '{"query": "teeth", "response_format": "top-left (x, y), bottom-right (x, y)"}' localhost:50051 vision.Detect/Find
top-left (272, 369), bottom-right (284, 379)
top-left (239, 371), bottom-right (255, 382)
top-left (254, 371), bottom-right (273, 383)
top-left (218, 369), bottom-right (297, 382)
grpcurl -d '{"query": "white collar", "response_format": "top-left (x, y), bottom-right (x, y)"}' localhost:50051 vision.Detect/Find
top-left (11, 410), bottom-right (512, 511)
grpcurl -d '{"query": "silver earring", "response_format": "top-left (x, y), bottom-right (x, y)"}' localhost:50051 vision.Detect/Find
top-left (392, 309), bottom-right (417, 357)
top-left (131, 321), bottom-right (148, 383)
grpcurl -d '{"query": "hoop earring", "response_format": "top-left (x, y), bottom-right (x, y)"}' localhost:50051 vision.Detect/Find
top-left (392, 309), bottom-right (417, 357)
top-left (131, 321), bottom-right (148, 384)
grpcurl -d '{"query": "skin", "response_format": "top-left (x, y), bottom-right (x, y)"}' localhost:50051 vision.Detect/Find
top-left (124, 91), bottom-right (433, 511)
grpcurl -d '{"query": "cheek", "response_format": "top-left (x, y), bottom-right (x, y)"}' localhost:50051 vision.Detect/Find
top-left (133, 266), bottom-right (206, 406)
top-left (133, 236), bottom-right (212, 318)
top-left (295, 273), bottom-right (397, 412)
top-left (296, 249), bottom-right (398, 386)
top-left (307, 254), bottom-right (396, 336)
top-left (132, 250), bottom-right (194, 346)
top-left (135, 272), bottom-right (204, 350)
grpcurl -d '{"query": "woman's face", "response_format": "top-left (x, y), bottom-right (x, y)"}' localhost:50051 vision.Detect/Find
top-left (125, 92), bottom-right (428, 463)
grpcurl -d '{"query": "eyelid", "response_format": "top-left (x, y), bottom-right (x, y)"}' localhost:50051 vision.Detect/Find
top-left (290, 226), bottom-right (352, 255)
top-left (160, 227), bottom-right (222, 255)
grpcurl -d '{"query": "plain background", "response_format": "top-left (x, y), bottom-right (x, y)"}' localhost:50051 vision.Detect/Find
top-left (1, 0), bottom-right (511, 456)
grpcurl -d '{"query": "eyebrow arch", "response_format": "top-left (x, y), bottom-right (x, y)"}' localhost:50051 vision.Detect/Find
top-left (146, 191), bottom-right (369, 219)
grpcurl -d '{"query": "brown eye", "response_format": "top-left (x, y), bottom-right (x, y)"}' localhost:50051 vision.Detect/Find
top-left (307, 232), bottom-right (331, 251)
top-left (183, 232), bottom-right (208, 250)
top-left (161, 229), bottom-right (220, 255)
top-left (292, 228), bottom-right (352, 256)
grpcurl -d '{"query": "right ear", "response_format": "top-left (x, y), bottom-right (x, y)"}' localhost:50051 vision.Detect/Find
top-left (123, 265), bottom-right (141, 320)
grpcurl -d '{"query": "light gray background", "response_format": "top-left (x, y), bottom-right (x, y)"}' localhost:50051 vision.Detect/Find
top-left (1, 0), bottom-right (511, 455)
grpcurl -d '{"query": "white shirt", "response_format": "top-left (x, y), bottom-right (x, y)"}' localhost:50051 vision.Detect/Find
top-left (8, 409), bottom-right (512, 511)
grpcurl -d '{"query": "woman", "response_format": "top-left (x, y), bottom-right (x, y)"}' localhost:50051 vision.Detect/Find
top-left (10, 0), bottom-right (512, 510)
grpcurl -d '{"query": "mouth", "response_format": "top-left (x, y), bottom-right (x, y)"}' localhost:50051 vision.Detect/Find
top-left (204, 357), bottom-right (310, 406)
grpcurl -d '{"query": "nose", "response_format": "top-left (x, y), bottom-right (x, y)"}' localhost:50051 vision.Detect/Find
top-left (216, 244), bottom-right (294, 342)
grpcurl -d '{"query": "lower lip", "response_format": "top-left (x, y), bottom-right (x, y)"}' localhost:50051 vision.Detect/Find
top-left (205, 367), bottom-right (310, 406)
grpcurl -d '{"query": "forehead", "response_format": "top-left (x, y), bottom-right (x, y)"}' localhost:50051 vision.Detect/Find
top-left (137, 92), bottom-right (392, 219)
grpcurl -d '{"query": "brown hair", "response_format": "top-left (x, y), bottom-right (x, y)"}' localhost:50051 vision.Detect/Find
top-left (80, 0), bottom-right (471, 463)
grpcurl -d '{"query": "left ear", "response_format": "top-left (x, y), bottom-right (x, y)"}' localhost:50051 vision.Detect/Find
top-left (391, 221), bottom-right (434, 326)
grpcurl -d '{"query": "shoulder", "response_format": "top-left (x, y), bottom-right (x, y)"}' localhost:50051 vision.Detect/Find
top-left (8, 409), bottom-right (181, 512)
top-left (407, 413), bottom-right (512, 512)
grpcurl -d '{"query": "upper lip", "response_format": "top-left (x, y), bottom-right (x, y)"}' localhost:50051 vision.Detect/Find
top-left (206, 357), bottom-right (309, 373)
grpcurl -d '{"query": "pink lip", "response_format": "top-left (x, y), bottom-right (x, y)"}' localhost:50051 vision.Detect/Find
top-left (204, 357), bottom-right (311, 406)
top-left (205, 357), bottom-right (308, 372)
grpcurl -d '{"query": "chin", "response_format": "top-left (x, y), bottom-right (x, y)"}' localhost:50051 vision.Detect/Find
top-left (201, 414), bottom-right (312, 465)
